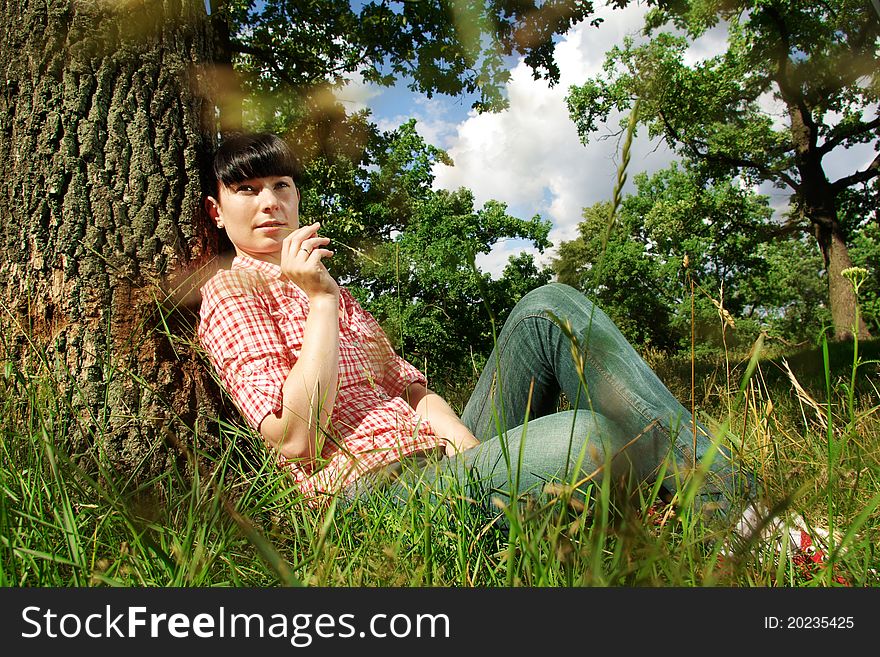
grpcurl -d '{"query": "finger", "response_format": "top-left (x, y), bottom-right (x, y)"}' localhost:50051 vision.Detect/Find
top-left (284, 229), bottom-right (323, 261)
top-left (283, 222), bottom-right (320, 249)
top-left (297, 242), bottom-right (329, 259)
top-left (305, 248), bottom-right (334, 262)
top-left (299, 236), bottom-right (331, 255)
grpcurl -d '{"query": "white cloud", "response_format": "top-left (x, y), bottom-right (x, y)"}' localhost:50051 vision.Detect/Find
top-left (474, 241), bottom-right (534, 277)
top-left (334, 71), bottom-right (382, 114)
top-left (681, 21), bottom-right (729, 66)
top-left (433, 2), bottom-right (679, 276)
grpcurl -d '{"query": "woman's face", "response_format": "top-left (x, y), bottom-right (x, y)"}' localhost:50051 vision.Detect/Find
top-left (206, 175), bottom-right (300, 264)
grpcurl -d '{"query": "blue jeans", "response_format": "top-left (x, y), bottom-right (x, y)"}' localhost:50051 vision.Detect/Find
top-left (348, 284), bottom-right (751, 515)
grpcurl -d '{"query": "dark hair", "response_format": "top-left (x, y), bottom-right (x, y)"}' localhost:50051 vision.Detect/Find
top-left (212, 133), bottom-right (300, 190)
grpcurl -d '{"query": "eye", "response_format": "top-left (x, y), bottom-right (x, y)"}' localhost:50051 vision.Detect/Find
top-left (275, 181), bottom-right (290, 190)
top-left (235, 184), bottom-right (255, 193)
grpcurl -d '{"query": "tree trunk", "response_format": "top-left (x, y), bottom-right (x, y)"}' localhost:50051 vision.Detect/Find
top-left (784, 70), bottom-right (872, 343)
top-left (0, 0), bottom-right (223, 478)
top-left (812, 212), bottom-right (872, 341)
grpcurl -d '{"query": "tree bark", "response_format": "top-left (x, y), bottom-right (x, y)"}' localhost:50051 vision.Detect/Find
top-left (809, 207), bottom-right (872, 341)
top-left (0, 0), bottom-right (223, 477)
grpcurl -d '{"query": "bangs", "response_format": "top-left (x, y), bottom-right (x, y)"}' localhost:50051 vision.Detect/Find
top-left (213, 133), bottom-right (300, 187)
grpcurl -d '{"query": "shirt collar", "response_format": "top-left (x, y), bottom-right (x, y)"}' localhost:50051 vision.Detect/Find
top-left (232, 253), bottom-right (282, 280)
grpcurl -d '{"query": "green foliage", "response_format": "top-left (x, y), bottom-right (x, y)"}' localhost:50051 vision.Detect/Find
top-left (739, 236), bottom-right (831, 344)
top-left (553, 163), bottom-right (835, 352)
top-left (837, 182), bottom-right (880, 331)
top-left (221, 0), bottom-right (603, 112)
top-left (556, 199), bottom-right (678, 349)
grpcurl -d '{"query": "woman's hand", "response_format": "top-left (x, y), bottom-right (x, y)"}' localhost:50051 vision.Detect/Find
top-left (279, 222), bottom-right (339, 301)
top-left (443, 428), bottom-right (480, 457)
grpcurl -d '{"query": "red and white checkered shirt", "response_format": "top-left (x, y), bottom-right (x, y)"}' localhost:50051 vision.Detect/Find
top-left (198, 254), bottom-right (443, 503)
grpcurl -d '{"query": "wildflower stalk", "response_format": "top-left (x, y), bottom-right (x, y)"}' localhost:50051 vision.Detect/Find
top-left (821, 330), bottom-right (835, 564)
top-left (687, 259), bottom-right (696, 468)
top-left (601, 98), bottom-right (641, 254)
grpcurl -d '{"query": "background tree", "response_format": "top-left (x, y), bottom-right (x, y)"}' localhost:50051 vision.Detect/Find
top-left (567, 0), bottom-right (879, 340)
top-left (555, 200), bottom-right (678, 349)
top-left (552, 163), bottom-right (833, 353)
top-left (838, 180), bottom-right (880, 332)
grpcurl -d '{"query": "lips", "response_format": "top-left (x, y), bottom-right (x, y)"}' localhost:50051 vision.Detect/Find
top-left (256, 221), bottom-right (287, 229)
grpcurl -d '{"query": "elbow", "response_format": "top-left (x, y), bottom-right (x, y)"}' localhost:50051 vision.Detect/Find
top-left (260, 416), bottom-right (317, 465)
top-left (277, 433), bottom-right (313, 462)
top-left (278, 428), bottom-right (321, 465)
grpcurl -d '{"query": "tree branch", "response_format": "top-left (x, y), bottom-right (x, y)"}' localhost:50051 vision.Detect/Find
top-left (831, 152), bottom-right (880, 192)
top-left (657, 110), bottom-right (799, 189)
top-left (765, 5), bottom-right (820, 154)
top-left (230, 40), bottom-right (325, 87)
top-left (818, 115), bottom-right (880, 156)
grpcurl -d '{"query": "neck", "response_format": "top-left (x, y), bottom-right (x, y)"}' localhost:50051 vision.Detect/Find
top-left (236, 248), bottom-right (282, 267)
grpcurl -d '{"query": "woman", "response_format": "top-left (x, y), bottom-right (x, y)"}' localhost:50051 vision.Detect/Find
top-left (198, 133), bottom-right (822, 555)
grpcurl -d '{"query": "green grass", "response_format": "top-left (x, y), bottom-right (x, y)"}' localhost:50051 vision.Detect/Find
top-left (1, 318), bottom-right (878, 588)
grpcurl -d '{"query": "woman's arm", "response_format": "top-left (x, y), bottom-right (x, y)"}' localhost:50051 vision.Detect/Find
top-left (404, 383), bottom-right (479, 456)
top-left (259, 294), bottom-right (339, 462)
top-left (340, 288), bottom-right (476, 456)
top-left (259, 223), bottom-right (341, 463)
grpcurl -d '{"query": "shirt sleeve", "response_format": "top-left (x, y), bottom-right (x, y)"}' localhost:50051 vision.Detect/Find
top-left (342, 289), bottom-right (427, 399)
top-left (198, 271), bottom-right (292, 431)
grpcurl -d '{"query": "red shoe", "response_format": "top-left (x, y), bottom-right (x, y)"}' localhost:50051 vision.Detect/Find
top-left (787, 517), bottom-right (849, 585)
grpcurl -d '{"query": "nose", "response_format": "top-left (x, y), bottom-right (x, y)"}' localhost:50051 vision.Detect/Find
top-left (258, 187), bottom-right (280, 211)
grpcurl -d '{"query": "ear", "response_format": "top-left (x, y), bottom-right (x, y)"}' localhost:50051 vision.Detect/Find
top-left (205, 195), bottom-right (224, 228)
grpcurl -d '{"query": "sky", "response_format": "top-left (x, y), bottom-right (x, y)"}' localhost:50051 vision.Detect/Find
top-left (336, 1), bottom-right (878, 277)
